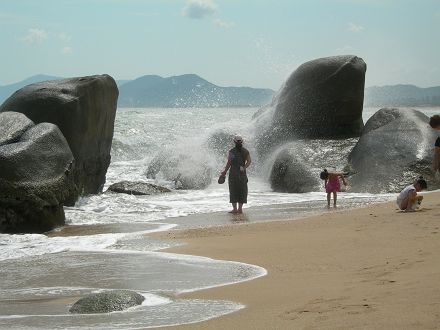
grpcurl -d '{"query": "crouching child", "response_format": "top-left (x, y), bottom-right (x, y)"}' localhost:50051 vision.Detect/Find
top-left (396, 177), bottom-right (427, 212)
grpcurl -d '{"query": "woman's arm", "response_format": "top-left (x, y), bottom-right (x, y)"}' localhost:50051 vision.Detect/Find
top-left (221, 152), bottom-right (232, 176)
top-left (239, 152), bottom-right (252, 173)
top-left (245, 153), bottom-right (252, 169)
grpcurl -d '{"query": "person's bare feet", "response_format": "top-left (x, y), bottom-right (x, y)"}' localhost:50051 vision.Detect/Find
top-left (237, 209), bottom-right (243, 214)
top-left (228, 210), bottom-right (239, 214)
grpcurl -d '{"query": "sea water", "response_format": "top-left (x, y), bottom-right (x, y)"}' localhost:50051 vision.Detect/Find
top-left (0, 106), bottom-right (439, 329)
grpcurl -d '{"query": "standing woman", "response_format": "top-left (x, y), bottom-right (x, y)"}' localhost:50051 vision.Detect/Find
top-left (220, 135), bottom-right (252, 214)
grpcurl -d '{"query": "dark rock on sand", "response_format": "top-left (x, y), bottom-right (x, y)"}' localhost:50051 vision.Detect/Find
top-left (0, 112), bottom-right (75, 233)
top-left (348, 108), bottom-right (438, 193)
top-left (69, 290), bottom-right (145, 314)
top-left (0, 74), bottom-right (118, 199)
top-left (254, 55), bottom-right (366, 155)
top-left (107, 181), bottom-right (171, 195)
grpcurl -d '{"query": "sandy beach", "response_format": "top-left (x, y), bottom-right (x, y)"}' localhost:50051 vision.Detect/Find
top-left (159, 192), bottom-right (440, 329)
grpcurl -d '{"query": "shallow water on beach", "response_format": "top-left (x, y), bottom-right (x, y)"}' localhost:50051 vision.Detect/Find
top-left (0, 247), bottom-right (263, 329)
top-left (0, 106), bottom-right (438, 329)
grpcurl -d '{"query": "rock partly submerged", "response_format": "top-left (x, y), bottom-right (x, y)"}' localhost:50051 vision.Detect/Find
top-left (0, 74), bottom-right (118, 198)
top-left (69, 290), bottom-right (145, 314)
top-left (107, 181), bottom-right (171, 195)
top-left (0, 112), bottom-right (76, 233)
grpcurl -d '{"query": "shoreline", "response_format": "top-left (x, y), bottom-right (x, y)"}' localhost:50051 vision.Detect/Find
top-left (156, 191), bottom-right (440, 329)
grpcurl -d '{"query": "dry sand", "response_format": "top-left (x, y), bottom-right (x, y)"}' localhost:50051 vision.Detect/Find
top-left (157, 192), bottom-right (440, 329)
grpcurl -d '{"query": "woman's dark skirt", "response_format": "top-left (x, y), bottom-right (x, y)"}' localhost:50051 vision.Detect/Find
top-left (228, 173), bottom-right (248, 203)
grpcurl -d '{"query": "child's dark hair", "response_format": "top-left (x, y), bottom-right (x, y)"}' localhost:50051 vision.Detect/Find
top-left (320, 169), bottom-right (329, 180)
top-left (416, 176), bottom-right (427, 190)
top-left (429, 115), bottom-right (440, 128)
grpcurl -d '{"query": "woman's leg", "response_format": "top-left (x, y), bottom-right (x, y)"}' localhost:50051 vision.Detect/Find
top-left (229, 202), bottom-right (238, 213)
top-left (333, 191), bottom-right (337, 207)
top-left (238, 203), bottom-right (243, 213)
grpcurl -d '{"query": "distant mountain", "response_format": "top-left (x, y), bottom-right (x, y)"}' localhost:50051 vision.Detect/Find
top-left (11, 75), bottom-right (439, 108)
top-left (115, 79), bottom-right (131, 87)
top-left (117, 74), bottom-right (275, 107)
top-left (0, 74), bottom-right (275, 108)
top-left (365, 84), bottom-right (440, 107)
top-left (0, 74), bottom-right (62, 104)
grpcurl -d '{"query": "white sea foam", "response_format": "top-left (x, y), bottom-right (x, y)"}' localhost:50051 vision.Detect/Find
top-left (0, 233), bottom-right (121, 261)
top-left (0, 223), bottom-right (176, 261)
top-left (140, 292), bottom-right (172, 307)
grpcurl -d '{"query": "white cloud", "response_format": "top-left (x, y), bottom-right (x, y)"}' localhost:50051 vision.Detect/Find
top-left (61, 46), bottom-right (73, 55)
top-left (182, 0), bottom-right (218, 19)
top-left (22, 28), bottom-right (48, 44)
top-left (213, 19), bottom-right (235, 29)
top-left (348, 22), bottom-right (365, 32)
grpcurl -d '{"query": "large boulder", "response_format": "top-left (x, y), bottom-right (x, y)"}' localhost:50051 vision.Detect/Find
top-left (347, 108), bottom-right (438, 193)
top-left (69, 290), bottom-right (145, 314)
top-left (0, 75), bottom-right (118, 198)
top-left (254, 55), bottom-right (366, 155)
top-left (0, 112), bottom-right (75, 233)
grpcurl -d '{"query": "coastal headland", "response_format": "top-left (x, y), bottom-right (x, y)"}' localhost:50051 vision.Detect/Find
top-left (159, 191), bottom-right (440, 329)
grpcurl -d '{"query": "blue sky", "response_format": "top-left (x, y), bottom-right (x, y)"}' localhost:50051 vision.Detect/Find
top-left (1, 0), bottom-right (439, 90)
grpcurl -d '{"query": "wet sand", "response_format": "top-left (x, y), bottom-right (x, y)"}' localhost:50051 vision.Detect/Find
top-left (159, 191), bottom-right (440, 329)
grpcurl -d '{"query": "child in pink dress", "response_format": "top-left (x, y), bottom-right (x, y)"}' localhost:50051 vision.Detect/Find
top-left (320, 169), bottom-right (347, 208)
